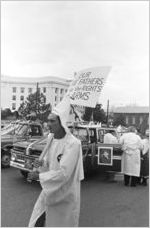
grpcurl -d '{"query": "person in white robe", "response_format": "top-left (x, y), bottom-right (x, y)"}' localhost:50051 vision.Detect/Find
top-left (28, 96), bottom-right (84, 227)
top-left (119, 126), bottom-right (143, 187)
top-left (104, 131), bottom-right (118, 144)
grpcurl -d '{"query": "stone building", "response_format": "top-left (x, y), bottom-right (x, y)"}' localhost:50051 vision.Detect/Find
top-left (1, 75), bottom-right (71, 111)
top-left (113, 106), bottom-right (149, 135)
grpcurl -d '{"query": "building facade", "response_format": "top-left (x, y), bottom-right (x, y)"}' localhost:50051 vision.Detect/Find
top-left (1, 76), bottom-right (71, 111)
top-left (113, 106), bottom-right (149, 134)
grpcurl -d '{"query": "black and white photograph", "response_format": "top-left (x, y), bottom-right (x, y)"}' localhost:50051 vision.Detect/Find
top-left (1, 1), bottom-right (149, 227)
top-left (98, 147), bottom-right (113, 166)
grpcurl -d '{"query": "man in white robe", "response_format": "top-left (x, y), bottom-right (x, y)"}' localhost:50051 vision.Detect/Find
top-left (119, 126), bottom-right (143, 187)
top-left (28, 96), bottom-right (84, 227)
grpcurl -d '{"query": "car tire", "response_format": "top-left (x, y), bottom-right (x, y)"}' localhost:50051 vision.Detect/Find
top-left (20, 170), bottom-right (29, 179)
top-left (1, 152), bottom-right (11, 168)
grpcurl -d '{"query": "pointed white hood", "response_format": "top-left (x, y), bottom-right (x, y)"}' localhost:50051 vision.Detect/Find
top-left (52, 95), bottom-right (71, 133)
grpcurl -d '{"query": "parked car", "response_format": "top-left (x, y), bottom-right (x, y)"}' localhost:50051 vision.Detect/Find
top-left (11, 134), bottom-right (48, 178)
top-left (68, 123), bottom-right (123, 174)
top-left (1, 121), bottom-right (44, 168)
top-left (10, 122), bottom-right (123, 179)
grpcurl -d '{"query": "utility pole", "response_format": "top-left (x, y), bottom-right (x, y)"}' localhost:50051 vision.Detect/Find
top-left (90, 108), bottom-right (94, 123)
top-left (106, 99), bottom-right (109, 127)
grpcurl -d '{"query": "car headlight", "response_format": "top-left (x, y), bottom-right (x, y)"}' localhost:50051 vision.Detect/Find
top-left (11, 153), bottom-right (16, 161)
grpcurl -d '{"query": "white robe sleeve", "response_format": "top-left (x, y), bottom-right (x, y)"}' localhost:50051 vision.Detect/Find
top-left (39, 140), bottom-right (81, 205)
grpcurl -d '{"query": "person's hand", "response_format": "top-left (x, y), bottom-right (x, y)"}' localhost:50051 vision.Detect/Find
top-left (33, 159), bottom-right (43, 168)
top-left (28, 171), bottom-right (39, 181)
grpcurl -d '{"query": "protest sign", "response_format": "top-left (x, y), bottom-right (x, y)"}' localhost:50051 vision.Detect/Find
top-left (67, 66), bottom-right (111, 108)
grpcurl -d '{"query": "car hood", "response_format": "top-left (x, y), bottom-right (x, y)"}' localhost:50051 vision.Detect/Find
top-left (1, 134), bottom-right (15, 141)
top-left (30, 136), bottom-right (48, 151)
top-left (13, 138), bottom-right (39, 148)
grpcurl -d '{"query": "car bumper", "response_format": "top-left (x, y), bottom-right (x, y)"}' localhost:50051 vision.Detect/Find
top-left (10, 161), bottom-right (32, 172)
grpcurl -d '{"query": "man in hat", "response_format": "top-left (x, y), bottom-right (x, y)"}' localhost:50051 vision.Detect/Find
top-left (120, 126), bottom-right (143, 187)
top-left (28, 96), bottom-right (84, 227)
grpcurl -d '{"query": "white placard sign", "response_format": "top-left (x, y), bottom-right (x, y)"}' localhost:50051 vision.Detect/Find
top-left (67, 66), bottom-right (111, 108)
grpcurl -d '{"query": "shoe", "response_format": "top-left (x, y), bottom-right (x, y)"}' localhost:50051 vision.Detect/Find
top-left (137, 177), bottom-right (141, 185)
top-left (142, 181), bottom-right (147, 186)
top-left (137, 180), bottom-right (142, 185)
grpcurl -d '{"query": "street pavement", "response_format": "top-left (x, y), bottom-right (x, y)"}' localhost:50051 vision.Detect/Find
top-left (1, 167), bottom-right (149, 227)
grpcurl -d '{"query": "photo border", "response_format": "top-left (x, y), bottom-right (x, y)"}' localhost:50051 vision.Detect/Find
top-left (98, 146), bottom-right (113, 166)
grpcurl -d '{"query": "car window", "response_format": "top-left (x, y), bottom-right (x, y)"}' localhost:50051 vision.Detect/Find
top-left (89, 129), bottom-right (95, 136)
top-left (98, 130), bottom-right (105, 143)
top-left (15, 124), bottom-right (28, 136)
top-left (89, 129), bottom-right (97, 143)
top-left (98, 129), bottom-right (119, 143)
top-left (104, 129), bottom-right (118, 138)
top-left (70, 127), bottom-right (88, 142)
top-left (78, 128), bottom-right (88, 139)
top-left (30, 125), bottom-right (43, 136)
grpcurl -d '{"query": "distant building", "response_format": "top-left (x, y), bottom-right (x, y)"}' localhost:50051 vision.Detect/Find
top-left (1, 75), bottom-right (71, 111)
top-left (113, 106), bottom-right (149, 134)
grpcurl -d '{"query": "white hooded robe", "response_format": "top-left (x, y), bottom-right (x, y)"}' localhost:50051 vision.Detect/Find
top-left (28, 133), bottom-right (84, 227)
top-left (120, 132), bottom-right (143, 176)
top-left (28, 95), bottom-right (84, 227)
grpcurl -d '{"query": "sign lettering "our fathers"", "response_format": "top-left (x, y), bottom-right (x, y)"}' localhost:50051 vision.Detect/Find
top-left (67, 66), bottom-right (111, 108)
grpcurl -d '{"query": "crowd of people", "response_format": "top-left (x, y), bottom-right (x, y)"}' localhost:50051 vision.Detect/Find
top-left (120, 126), bottom-right (149, 187)
top-left (104, 126), bottom-right (149, 187)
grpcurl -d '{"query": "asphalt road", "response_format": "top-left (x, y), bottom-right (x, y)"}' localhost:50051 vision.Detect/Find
top-left (1, 167), bottom-right (149, 227)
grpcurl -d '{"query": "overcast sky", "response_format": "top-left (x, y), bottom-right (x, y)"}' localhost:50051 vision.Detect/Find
top-left (1, 1), bottom-right (149, 108)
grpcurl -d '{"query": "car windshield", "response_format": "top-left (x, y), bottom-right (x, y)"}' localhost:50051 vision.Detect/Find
top-left (69, 127), bottom-right (88, 141)
top-left (1, 123), bottom-right (21, 136)
top-left (15, 124), bottom-right (43, 136)
top-left (15, 124), bottom-right (28, 136)
top-left (98, 128), bottom-right (119, 144)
